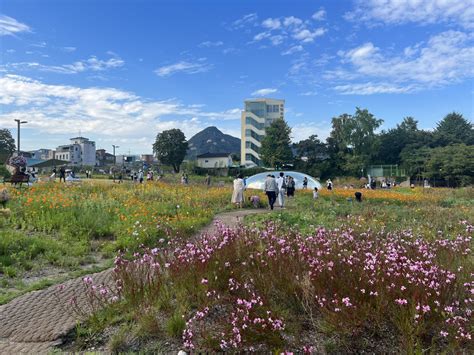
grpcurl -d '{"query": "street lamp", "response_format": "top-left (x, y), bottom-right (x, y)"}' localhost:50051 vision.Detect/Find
top-left (14, 119), bottom-right (28, 154)
top-left (112, 145), bottom-right (120, 165)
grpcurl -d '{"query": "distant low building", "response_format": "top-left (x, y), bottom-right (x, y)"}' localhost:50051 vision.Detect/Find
top-left (116, 154), bottom-right (140, 165)
top-left (29, 149), bottom-right (55, 161)
top-left (140, 154), bottom-right (155, 165)
top-left (96, 149), bottom-right (115, 166)
top-left (55, 137), bottom-right (96, 166)
top-left (196, 152), bottom-right (232, 168)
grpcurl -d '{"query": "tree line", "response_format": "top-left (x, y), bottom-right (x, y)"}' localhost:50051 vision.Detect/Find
top-left (260, 109), bottom-right (473, 187)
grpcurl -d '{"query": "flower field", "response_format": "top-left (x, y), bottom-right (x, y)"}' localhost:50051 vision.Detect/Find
top-left (57, 185), bottom-right (473, 353)
top-left (0, 181), bottom-right (233, 303)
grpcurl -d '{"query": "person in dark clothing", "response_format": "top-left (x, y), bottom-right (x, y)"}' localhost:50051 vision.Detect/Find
top-left (355, 191), bottom-right (362, 202)
top-left (59, 167), bottom-right (66, 183)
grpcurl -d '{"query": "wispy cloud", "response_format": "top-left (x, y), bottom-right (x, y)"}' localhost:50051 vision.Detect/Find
top-left (0, 75), bottom-right (241, 151)
top-left (346, 0), bottom-right (474, 29)
top-left (334, 82), bottom-right (417, 95)
top-left (198, 41), bottom-right (224, 48)
top-left (2, 55), bottom-right (125, 74)
top-left (281, 45), bottom-right (303, 56)
top-left (238, 12), bottom-right (328, 49)
top-left (0, 15), bottom-right (30, 36)
top-left (251, 88), bottom-right (278, 96)
top-left (62, 46), bottom-right (77, 53)
top-left (292, 28), bottom-right (326, 43)
top-left (312, 9), bottom-right (326, 21)
top-left (229, 13), bottom-right (258, 30)
top-left (332, 30), bottom-right (474, 91)
top-left (299, 91), bottom-right (318, 96)
top-left (154, 59), bottom-right (212, 77)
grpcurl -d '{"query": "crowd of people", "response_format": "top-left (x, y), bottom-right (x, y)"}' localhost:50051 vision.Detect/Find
top-left (231, 173), bottom-right (368, 210)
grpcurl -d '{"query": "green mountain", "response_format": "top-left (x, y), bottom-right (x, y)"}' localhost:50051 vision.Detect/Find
top-left (187, 126), bottom-right (240, 160)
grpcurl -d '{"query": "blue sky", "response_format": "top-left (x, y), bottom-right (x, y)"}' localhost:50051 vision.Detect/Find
top-left (0, 0), bottom-right (473, 154)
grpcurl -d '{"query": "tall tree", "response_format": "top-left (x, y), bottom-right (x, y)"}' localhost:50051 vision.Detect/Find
top-left (433, 112), bottom-right (474, 147)
top-left (424, 144), bottom-right (474, 187)
top-left (376, 117), bottom-right (432, 165)
top-left (260, 119), bottom-right (293, 169)
top-left (153, 129), bottom-right (188, 173)
top-left (329, 108), bottom-right (383, 175)
top-left (294, 135), bottom-right (329, 177)
top-left (0, 129), bottom-right (16, 163)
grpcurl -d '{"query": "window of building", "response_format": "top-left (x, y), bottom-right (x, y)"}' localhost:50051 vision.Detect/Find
top-left (246, 117), bottom-right (263, 130)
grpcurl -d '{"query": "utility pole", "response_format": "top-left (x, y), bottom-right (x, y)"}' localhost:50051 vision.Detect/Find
top-left (14, 119), bottom-right (28, 154)
top-left (112, 144), bottom-right (120, 165)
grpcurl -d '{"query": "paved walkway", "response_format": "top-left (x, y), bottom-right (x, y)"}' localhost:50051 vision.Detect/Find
top-left (0, 208), bottom-right (269, 354)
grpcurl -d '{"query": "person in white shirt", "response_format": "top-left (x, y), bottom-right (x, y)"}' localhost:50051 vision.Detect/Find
top-left (276, 172), bottom-right (286, 208)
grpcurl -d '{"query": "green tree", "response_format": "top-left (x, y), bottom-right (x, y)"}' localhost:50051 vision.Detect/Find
top-left (424, 144), bottom-right (474, 187)
top-left (260, 119), bottom-right (293, 168)
top-left (0, 129), bottom-right (16, 163)
top-left (329, 108), bottom-right (383, 175)
top-left (294, 135), bottom-right (329, 177)
top-left (376, 117), bottom-right (432, 165)
top-left (433, 112), bottom-right (474, 147)
top-left (152, 129), bottom-right (188, 173)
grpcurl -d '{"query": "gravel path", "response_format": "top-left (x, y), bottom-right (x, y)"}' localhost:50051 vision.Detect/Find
top-left (0, 208), bottom-right (269, 354)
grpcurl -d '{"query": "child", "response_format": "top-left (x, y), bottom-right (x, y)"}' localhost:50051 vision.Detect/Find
top-left (313, 187), bottom-right (319, 200)
top-left (249, 195), bottom-right (260, 208)
top-left (0, 188), bottom-right (9, 209)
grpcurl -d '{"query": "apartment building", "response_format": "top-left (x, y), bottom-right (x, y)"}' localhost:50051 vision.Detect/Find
top-left (55, 137), bottom-right (96, 166)
top-left (240, 98), bottom-right (285, 167)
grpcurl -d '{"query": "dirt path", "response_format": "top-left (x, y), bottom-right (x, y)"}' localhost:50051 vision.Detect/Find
top-left (0, 208), bottom-right (270, 354)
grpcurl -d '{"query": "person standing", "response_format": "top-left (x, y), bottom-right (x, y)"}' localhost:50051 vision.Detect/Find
top-left (205, 174), bottom-right (211, 187)
top-left (326, 179), bottom-right (333, 191)
top-left (313, 187), bottom-right (319, 200)
top-left (264, 174), bottom-right (278, 210)
top-left (231, 174), bottom-right (245, 208)
top-left (138, 170), bottom-right (144, 184)
top-left (276, 172), bottom-right (286, 208)
top-left (59, 166), bottom-right (66, 183)
top-left (302, 177), bottom-right (308, 189)
top-left (287, 176), bottom-right (295, 198)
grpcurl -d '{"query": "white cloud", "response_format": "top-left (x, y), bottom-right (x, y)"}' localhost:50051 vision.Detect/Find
top-left (299, 91), bottom-right (318, 96)
top-left (198, 41), bottom-right (224, 47)
top-left (230, 13), bottom-right (258, 29)
top-left (283, 16), bottom-right (303, 27)
top-left (347, 0), bottom-right (474, 29)
top-left (281, 45), bottom-right (303, 55)
top-left (270, 35), bottom-right (285, 46)
top-left (154, 60), bottom-right (212, 77)
top-left (253, 31), bottom-right (271, 41)
top-left (251, 88), bottom-right (278, 96)
top-left (345, 42), bottom-right (378, 60)
top-left (262, 18), bottom-right (281, 30)
top-left (0, 75), bottom-right (241, 151)
top-left (62, 46), bottom-right (77, 52)
top-left (339, 31), bottom-right (474, 86)
top-left (293, 28), bottom-right (326, 43)
top-left (0, 15), bottom-right (30, 36)
top-left (291, 122), bottom-right (331, 142)
top-left (312, 9), bottom-right (326, 21)
top-left (245, 13), bottom-right (327, 48)
top-left (2, 55), bottom-right (125, 74)
top-left (334, 82), bottom-right (417, 95)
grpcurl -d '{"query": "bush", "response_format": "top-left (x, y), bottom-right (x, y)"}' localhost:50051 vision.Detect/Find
top-left (0, 164), bottom-right (11, 179)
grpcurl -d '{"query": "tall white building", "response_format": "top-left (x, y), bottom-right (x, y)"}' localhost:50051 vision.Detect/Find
top-left (240, 98), bottom-right (285, 167)
top-left (56, 137), bottom-right (96, 166)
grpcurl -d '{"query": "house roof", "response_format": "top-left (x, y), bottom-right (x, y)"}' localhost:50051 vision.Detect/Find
top-left (197, 152), bottom-right (231, 158)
